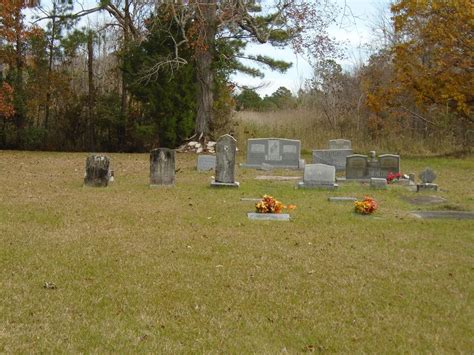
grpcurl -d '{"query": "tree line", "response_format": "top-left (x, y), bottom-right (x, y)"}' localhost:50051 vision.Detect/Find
top-left (0, 0), bottom-right (472, 152)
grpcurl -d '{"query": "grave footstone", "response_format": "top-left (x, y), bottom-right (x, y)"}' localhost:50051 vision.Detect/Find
top-left (241, 138), bottom-right (301, 169)
top-left (297, 163), bottom-right (338, 189)
top-left (247, 213), bottom-right (290, 221)
top-left (84, 154), bottom-right (111, 187)
top-left (197, 155), bottom-right (216, 172)
top-left (370, 177), bottom-right (388, 189)
top-left (411, 211), bottom-right (474, 220)
top-left (211, 134), bottom-right (239, 188)
top-left (150, 148), bottom-right (175, 186)
top-left (417, 168), bottom-right (438, 192)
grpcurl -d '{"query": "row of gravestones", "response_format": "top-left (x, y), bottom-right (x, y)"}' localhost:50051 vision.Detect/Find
top-left (84, 134), bottom-right (240, 187)
top-left (85, 135), bottom-right (438, 192)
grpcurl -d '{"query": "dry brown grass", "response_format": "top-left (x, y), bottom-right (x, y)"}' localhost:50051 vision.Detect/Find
top-left (0, 151), bottom-right (473, 352)
top-left (234, 110), bottom-right (461, 155)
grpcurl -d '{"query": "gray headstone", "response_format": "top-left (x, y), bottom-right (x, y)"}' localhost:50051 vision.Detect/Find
top-left (197, 155), bottom-right (216, 172)
top-left (84, 154), bottom-right (111, 187)
top-left (247, 213), bottom-right (290, 221)
top-left (150, 148), bottom-right (175, 186)
top-left (370, 177), bottom-right (388, 189)
top-left (312, 149), bottom-right (353, 171)
top-left (346, 154), bottom-right (368, 179)
top-left (241, 138), bottom-right (301, 169)
top-left (419, 168), bottom-right (437, 183)
top-left (379, 154), bottom-right (400, 176)
top-left (298, 163), bottom-right (337, 189)
top-left (328, 139), bottom-right (352, 150)
top-left (211, 134), bottom-right (239, 187)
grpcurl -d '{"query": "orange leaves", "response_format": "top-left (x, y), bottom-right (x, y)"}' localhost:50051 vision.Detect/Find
top-left (0, 82), bottom-right (15, 119)
top-left (391, 0), bottom-right (473, 118)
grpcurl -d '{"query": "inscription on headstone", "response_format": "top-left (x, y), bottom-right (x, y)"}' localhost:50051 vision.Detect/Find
top-left (241, 138), bottom-right (301, 169)
top-left (150, 148), bottom-right (175, 186)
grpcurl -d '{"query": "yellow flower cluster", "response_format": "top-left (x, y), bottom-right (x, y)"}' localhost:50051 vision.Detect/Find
top-left (255, 195), bottom-right (285, 214)
top-left (354, 196), bottom-right (378, 215)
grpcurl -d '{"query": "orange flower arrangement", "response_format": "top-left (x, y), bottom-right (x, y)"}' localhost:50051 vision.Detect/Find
top-left (256, 195), bottom-right (295, 214)
top-left (354, 196), bottom-right (378, 215)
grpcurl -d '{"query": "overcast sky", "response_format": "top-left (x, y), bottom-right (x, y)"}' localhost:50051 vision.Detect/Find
top-left (234, 0), bottom-right (388, 96)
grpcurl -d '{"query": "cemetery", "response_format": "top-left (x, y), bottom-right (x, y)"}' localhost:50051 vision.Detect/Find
top-left (1, 0), bottom-right (471, 351)
top-left (0, 143), bottom-right (472, 353)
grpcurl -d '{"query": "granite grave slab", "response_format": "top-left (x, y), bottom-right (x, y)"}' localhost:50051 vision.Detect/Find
top-left (241, 138), bottom-right (301, 169)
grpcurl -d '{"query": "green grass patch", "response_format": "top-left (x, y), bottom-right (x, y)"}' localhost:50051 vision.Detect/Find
top-left (0, 151), bottom-right (473, 352)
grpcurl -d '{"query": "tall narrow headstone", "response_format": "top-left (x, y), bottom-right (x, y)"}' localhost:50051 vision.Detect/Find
top-left (211, 134), bottom-right (239, 187)
top-left (84, 154), bottom-right (111, 187)
top-left (150, 148), bottom-right (175, 186)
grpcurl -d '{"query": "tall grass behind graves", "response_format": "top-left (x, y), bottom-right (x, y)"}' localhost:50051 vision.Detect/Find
top-left (234, 109), bottom-right (460, 155)
top-left (0, 151), bottom-right (473, 352)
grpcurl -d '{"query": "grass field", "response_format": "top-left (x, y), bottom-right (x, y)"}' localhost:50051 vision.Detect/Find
top-left (1, 151), bottom-right (473, 352)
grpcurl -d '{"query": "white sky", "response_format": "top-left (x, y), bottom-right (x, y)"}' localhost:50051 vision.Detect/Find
top-left (233, 0), bottom-right (388, 96)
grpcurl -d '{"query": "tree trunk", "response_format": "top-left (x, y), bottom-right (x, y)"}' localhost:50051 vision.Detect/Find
top-left (45, 2), bottom-right (56, 131)
top-left (87, 31), bottom-right (96, 151)
top-left (194, 0), bottom-right (217, 141)
top-left (118, 0), bottom-right (131, 151)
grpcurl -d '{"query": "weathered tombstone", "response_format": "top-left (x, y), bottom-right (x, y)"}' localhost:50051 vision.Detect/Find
top-left (150, 148), bottom-right (175, 186)
top-left (328, 139), bottom-right (352, 150)
top-left (241, 138), bottom-right (301, 169)
top-left (197, 155), bottom-right (216, 172)
top-left (417, 168), bottom-right (438, 192)
top-left (297, 163), bottom-right (337, 189)
top-left (84, 154), bottom-right (111, 187)
top-left (370, 177), bottom-right (388, 189)
top-left (346, 154), bottom-right (368, 179)
top-left (379, 154), bottom-right (400, 176)
top-left (211, 134), bottom-right (239, 187)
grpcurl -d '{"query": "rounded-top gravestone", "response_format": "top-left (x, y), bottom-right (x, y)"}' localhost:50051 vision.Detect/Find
top-left (419, 168), bottom-right (437, 183)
